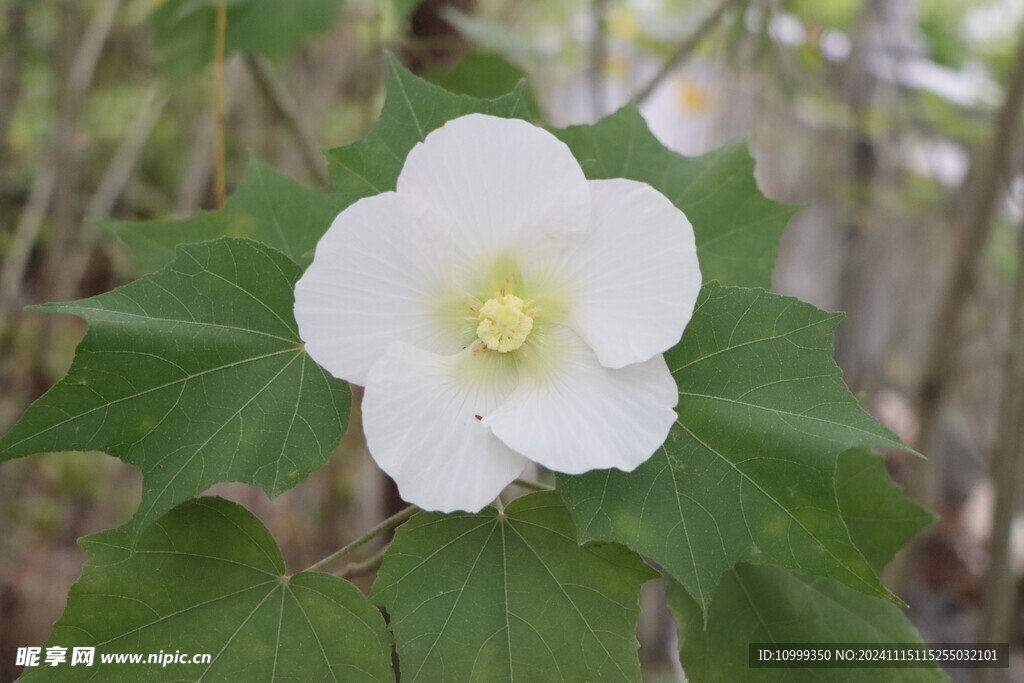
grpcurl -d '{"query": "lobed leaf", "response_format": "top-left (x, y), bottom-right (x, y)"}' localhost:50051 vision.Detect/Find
top-left (371, 491), bottom-right (657, 683)
top-left (0, 238), bottom-right (349, 536)
top-left (424, 52), bottom-right (540, 117)
top-left (21, 497), bottom-right (393, 682)
top-left (107, 156), bottom-right (344, 273)
top-left (553, 105), bottom-right (800, 288)
top-left (325, 55), bottom-right (533, 206)
top-left (835, 449), bottom-right (936, 572)
top-left (558, 283), bottom-right (911, 613)
top-left (669, 448), bottom-right (942, 682)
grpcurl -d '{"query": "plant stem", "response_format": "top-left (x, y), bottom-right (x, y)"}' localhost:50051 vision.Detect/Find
top-left (338, 544), bottom-right (388, 579)
top-left (305, 504), bottom-right (419, 573)
top-left (512, 477), bottom-right (553, 492)
top-left (212, 0), bottom-right (228, 207)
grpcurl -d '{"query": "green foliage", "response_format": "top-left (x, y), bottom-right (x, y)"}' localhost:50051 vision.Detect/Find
top-left (919, 0), bottom-right (970, 68)
top-left (424, 52), bottom-right (541, 118)
top-left (553, 106), bottom-right (800, 289)
top-left (149, 0), bottom-right (344, 77)
top-left (0, 238), bottom-right (349, 535)
top-left (325, 54), bottom-right (533, 206)
top-left (372, 492), bottom-right (657, 682)
top-left (107, 156), bottom-right (344, 273)
top-left (3, 55), bottom-right (937, 682)
top-left (835, 449), bottom-right (936, 571)
top-left (21, 497), bottom-right (393, 682)
top-left (558, 283), bottom-right (910, 613)
top-left (668, 449), bottom-right (942, 682)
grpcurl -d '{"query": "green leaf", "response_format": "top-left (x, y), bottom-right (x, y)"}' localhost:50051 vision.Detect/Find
top-left (424, 52), bottom-right (540, 117)
top-left (325, 54), bottom-right (533, 206)
top-left (836, 449), bottom-right (936, 572)
top-left (371, 491), bottom-right (657, 682)
top-left (668, 449), bottom-right (942, 682)
top-left (667, 567), bottom-right (947, 683)
top-left (150, 0), bottom-right (344, 77)
top-left (107, 156), bottom-right (343, 273)
top-left (553, 105), bottom-right (800, 288)
top-left (558, 283), bottom-right (909, 613)
top-left (21, 497), bottom-right (393, 682)
top-left (0, 238), bottom-right (349, 535)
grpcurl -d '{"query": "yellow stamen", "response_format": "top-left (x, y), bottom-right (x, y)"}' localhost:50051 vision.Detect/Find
top-left (476, 294), bottom-right (533, 352)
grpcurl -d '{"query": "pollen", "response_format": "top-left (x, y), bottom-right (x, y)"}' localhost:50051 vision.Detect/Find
top-left (476, 294), bottom-right (533, 352)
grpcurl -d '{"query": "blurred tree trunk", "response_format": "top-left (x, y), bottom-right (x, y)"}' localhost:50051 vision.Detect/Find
top-left (833, 0), bottom-right (883, 392)
top-left (890, 18), bottom-right (1024, 605)
top-left (914, 19), bottom-right (1024, 512)
top-left (977, 210), bottom-right (1024, 680)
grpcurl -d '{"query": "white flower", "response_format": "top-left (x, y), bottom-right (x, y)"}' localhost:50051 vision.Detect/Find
top-left (295, 114), bottom-right (701, 512)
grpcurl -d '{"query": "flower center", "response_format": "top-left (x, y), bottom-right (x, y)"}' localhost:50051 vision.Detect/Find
top-left (476, 294), bottom-right (533, 352)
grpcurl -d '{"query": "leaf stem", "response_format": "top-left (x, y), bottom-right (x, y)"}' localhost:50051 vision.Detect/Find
top-left (305, 504), bottom-right (419, 573)
top-left (306, 479), bottom-right (550, 575)
top-left (512, 477), bottom-right (553, 492)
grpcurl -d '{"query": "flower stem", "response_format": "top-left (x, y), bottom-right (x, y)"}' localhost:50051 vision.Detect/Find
top-left (305, 504), bottom-right (419, 573)
top-left (512, 477), bottom-right (553, 492)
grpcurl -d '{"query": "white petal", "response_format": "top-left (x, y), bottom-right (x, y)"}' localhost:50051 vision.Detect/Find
top-left (363, 343), bottom-right (528, 513)
top-left (565, 179), bottom-right (701, 369)
top-left (486, 326), bottom-right (678, 474)
top-left (396, 114), bottom-right (591, 264)
top-left (294, 192), bottom-right (475, 386)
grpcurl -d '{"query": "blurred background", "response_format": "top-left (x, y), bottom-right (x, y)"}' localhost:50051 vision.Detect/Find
top-left (1, 0), bottom-right (1023, 680)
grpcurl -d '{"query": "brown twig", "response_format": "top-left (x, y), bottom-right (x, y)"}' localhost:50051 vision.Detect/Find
top-left (212, 0), bottom-right (228, 207)
top-left (175, 58), bottom-right (242, 215)
top-left (633, 0), bottom-right (742, 105)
